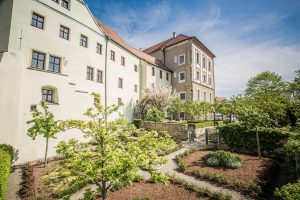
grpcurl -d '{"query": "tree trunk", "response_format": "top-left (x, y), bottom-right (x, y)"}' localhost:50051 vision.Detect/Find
top-left (256, 127), bottom-right (261, 159)
top-left (213, 112), bottom-right (216, 126)
top-left (102, 181), bottom-right (107, 200)
top-left (44, 137), bottom-right (49, 167)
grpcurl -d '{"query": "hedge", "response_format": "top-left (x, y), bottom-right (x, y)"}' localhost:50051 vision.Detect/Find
top-left (218, 123), bottom-right (289, 152)
top-left (275, 179), bottom-right (300, 200)
top-left (0, 144), bottom-right (13, 200)
top-left (284, 133), bottom-right (300, 179)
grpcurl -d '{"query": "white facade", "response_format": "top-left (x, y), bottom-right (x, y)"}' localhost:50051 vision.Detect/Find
top-left (0, 0), bottom-right (171, 164)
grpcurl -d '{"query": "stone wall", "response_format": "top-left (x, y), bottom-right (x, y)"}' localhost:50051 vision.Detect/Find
top-left (142, 121), bottom-right (188, 141)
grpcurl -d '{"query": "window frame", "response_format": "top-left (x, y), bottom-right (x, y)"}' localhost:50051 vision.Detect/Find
top-left (48, 55), bottom-right (61, 73)
top-left (31, 50), bottom-right (46, 70)
top-left (178, 54), bottom-right (185, 65)
top-left (118, 78), bottom-right (123, 89)
top-left (80, 34), bottom-right (88, 48)
top-left (134, 84), bottom-right (138, 93)
top-left (179, 92), bottom-right (186, 100)
top-left (179, 72), bottom-right (185, 83)
top-left (86, 66), bottom-right (94, 81)
top-left (160, 70), bottom-right (162, 79)
top-left (111, 50), bottom-right (115, 61)
top-left (118, 98), bottom-right (122, 106)
top-left (166, 72), bottom-right (169, 81)
top-left (134, 65), bottom-right (138, 72)
top-left (61, 0), bottom-right (70, 10)
top-left (96, 43), bottom-right (102, 54)
top-left (31, 12), bottom-right (45, 30)
top-left (152, 67), bottom-right (155, 76)
top-left (96, 70), bottom-right (103, 83)
top-left (59, 25), bottom-right (70, 40)
top-left (42, 88), bottom-right (54, 103)
top-left (121, 56), bottom-right (125, 66)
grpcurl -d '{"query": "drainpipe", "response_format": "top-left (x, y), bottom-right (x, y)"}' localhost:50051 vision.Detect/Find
top-left (162, 48), bottom-right (166, 65)
top-left (104, 35), bottom-right (110, 121)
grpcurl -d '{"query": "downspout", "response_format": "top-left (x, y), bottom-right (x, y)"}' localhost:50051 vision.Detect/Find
top-left (104, 35), bottom-right (110, 120)
top-left (162, 48), bottom-right (166, 65)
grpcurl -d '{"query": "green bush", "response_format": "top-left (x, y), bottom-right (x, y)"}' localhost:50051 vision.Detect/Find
top-left (284, 136), bottom-right (300, 179)
top-left (145, 108), bottom-right (164, 122)
top-left (204, 151), bottom-right (243, 169)
top-left (275, 179), bottom-right (300, 200)
top-left (132, 119), bottom-right (143, 129)
top-left (149, 171), bottom-right (169, 185)
top-left (218, 123), bottom-right (289, 152)
top-left (0, 144), bottom-right (13, 200)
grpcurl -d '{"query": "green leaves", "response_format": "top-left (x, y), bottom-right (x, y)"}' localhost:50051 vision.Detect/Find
top-left (55, 93), bottom-right (175, 200)
top-left (146, 108), bottom-right (164, 122)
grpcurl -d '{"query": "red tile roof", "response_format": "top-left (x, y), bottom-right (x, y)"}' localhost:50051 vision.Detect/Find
top-left (143, 34), bottom-right (216, 58)
top-left (96, 19), bottom-right (172, 72)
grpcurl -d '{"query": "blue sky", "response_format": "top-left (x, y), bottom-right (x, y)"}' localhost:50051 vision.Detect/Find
top-left (85, 0), bottom-right (300, 97)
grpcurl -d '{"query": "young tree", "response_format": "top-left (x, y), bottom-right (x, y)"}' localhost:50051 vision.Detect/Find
top-left (57, 93), bottom-right (173, 200)
top-left (168, 98), bottom-right (184, 120)
top-left (135, 83), bottom-right (176, 119)
top-left (183, 100), bottom-right (199, 121)
top-left (146, 107), bottom-right (165, 127)
top-left (27, 101), bottom-right (63, 167)
top-left (245, 71), bottom-right (288, 125)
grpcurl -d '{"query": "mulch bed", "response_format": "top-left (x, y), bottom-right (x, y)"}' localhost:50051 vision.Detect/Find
top-left (182, 150), bottom-right (280, 198)
top-left (107, 182), bottom-right (207, 200)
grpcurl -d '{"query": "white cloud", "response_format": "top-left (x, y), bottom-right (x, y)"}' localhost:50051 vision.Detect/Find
top-left (98, 1), bottom-right (300, 98)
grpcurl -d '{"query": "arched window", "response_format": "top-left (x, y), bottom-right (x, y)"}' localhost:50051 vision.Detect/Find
top-left (41, 86), bottom-right (58, 104)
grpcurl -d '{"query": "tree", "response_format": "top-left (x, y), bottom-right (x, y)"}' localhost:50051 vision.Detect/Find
top-left (245, 71), bottom-right (288, 125)
top-left (27, 101), bottom-right (63, 167)
top-left (135, 84), bottom-right (176, 119)
top-left (168, 98), bottom-right (184, 120)
top-left (288, 70), bottom-right (300, 128)
top-left (146, 108), bottom-right (165, 128)
top-left (235, 97), bottom-right (271, 158)
top-left (183, 100), bottom-right (199, 121)
top-left (57, 93), bottom-right (173, 200)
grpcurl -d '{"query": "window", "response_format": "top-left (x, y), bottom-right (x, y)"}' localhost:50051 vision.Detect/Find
top-left (111, 51), bottom-right (115, 61)
top-left (118, 98), bottom-right (122, 105)
top-left (202, 57), bottom-right (206, 68)
top-left (208, 77), bottom-right (212, 85)
top-left (97, 70), bottom-right (103, 83)
top-left (204, 92), bottom-right (207, 101)
top-left (180, 92), bottom-right (186, 100)
top-left (31, 51), bottom-right (46, 69)
top-left (96, 43), bottom-right (102, 54)
top-left (178, 54), bottom-right (185, 65)
top-left (134, 65), bottom-right (138, 72)
top-left (59, 25), bottom-right (69, 40)
top-left (196, 71), bottom-right (200, 80)
top-left (179, 72), bottom-right (185, 83)
top-left (118, 78), bottom-right (123, 88)
top-left (121, 56), bottom-right (125, 66)
top-left (80, 34), bottom-right (88, 47)
top-left (52, 0), bottom-right (59, 3)
top-left (179, 112), bottom-right (185, 119)
top-left (48, 56), bottom-right (61, 73)
top-left (42, 89), bottom-right (54, 103)
top-left (152, 67), bottom-right (155, 76)
top-left (166, 73), bottom-right (169, 81)
top-left (203, 74), bottom-right (207, 83)
top-left (61, 0), bottom-right (70, 9)
top-left (197, 89), bottom-right (200, 100)
top-left (134, 84), bottom-right (138, 93)
top-left (31, 13), bottom-right (44, 29)
top-left (208, 61), bottom-right (211, 71)
top-left (160, 70), bottom-right (162, 78)
top-left (86, 67), bottom-right (94, 80)
top-left (196, 52), bottom-right (200, 64)
top-left (209, 93), bottom-right (212, 103)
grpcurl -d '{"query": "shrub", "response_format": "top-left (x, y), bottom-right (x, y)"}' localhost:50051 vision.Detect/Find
top-left (133, 196), bottom-right (152, 200)
top-left (146, 108), bottom-right (164, 122)
top-left (275, 179), bottom-right (300, 200)
top-left (0, 144), bottom-right (13, 200)
top-left (204, 151), bottom-right (243, 169)
top-left (132, 119), bottom-right (143, 129)
top-left (218, 123), bottom-right (289, 152)
top-left (149, 171), bottom-right (169, 185)
top-left (284, 136), bottom-right (300, 179)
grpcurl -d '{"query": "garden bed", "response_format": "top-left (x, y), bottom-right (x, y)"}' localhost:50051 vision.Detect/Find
top-left (176, 149), bottom-right (280, 198)
top-left (107, 182), bottom-right (207, 200)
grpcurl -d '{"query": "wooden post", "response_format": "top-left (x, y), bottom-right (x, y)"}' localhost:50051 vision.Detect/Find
top-left (205, 129), bottom-right (208, 146)
top-left (256, 127), bottom-right (261, 159)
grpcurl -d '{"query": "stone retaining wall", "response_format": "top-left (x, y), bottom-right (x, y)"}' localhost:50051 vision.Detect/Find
top-left (141, 121), bottom-right (188, 140)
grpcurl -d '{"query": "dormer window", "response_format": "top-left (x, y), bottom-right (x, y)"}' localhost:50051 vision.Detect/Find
top-left (61, 0), bottom-right (70, 10)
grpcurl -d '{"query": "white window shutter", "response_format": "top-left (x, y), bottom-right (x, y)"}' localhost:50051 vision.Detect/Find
top-left (174, 56), bottom-right (177, 63)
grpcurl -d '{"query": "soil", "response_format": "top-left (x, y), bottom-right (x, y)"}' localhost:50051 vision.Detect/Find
top-left (107, 182), bottom-right (207, 200)
top-left (183, 150), bottom-right (278, 185)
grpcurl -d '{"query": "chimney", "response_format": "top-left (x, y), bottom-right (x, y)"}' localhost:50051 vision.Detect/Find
top-left (172, 32), bottom-right (177, 38)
